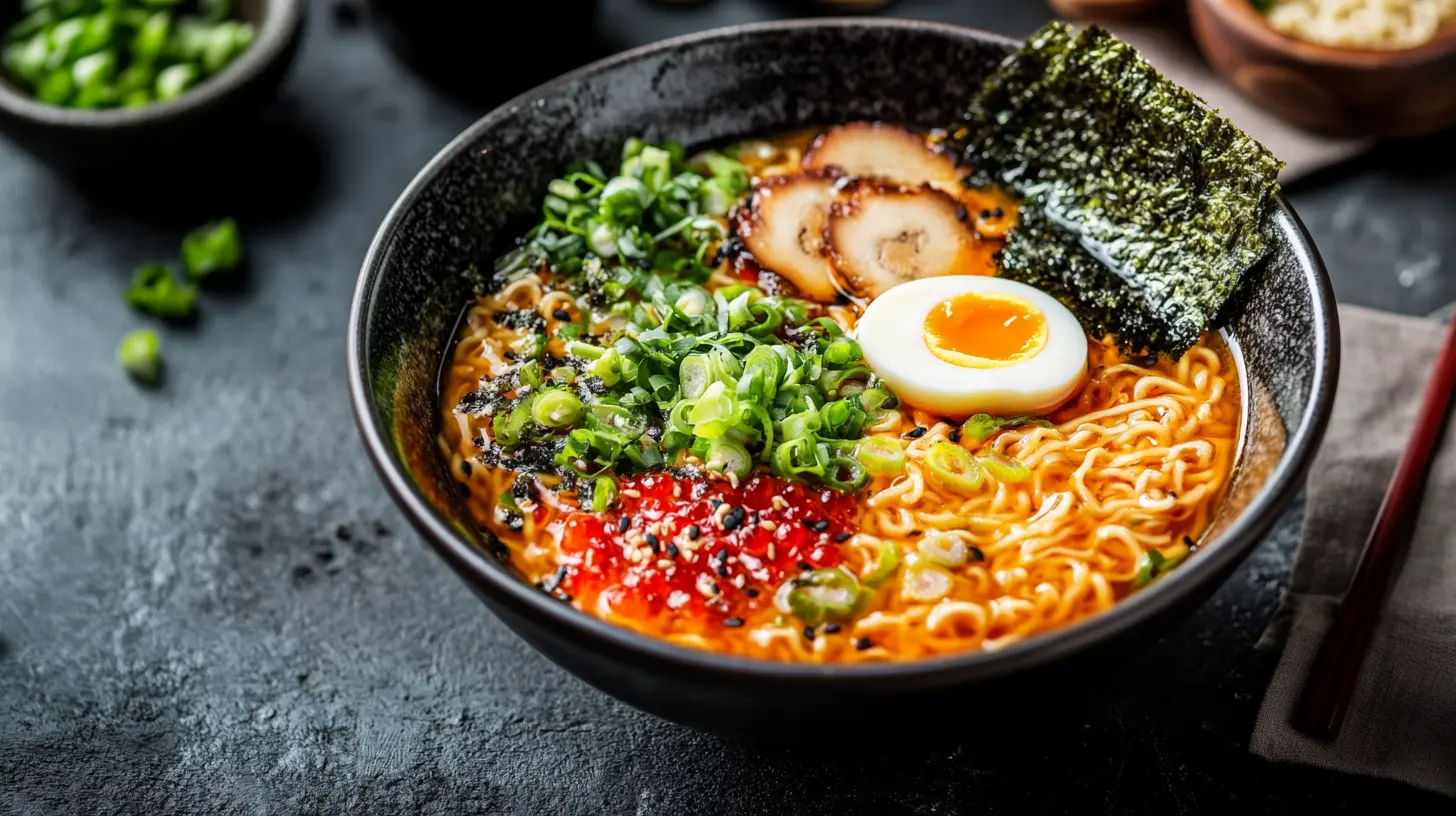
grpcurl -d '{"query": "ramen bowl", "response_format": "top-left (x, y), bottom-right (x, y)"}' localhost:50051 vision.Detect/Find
top-left (348, 19), bottom-right (1338, 734)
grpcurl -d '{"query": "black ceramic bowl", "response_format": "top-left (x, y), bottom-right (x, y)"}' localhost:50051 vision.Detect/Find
top-left (349, 19), bottom-right (1339, 735)
top-left (0, 0), bottom-right (305, 173)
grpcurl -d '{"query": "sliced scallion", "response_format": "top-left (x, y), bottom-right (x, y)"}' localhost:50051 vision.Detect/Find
top-left (785, 567), bottom-right (862, 626)
top-left (117, 328), bottom-right (161, 384)
top-left (924, 442), bottom-right (985, 495)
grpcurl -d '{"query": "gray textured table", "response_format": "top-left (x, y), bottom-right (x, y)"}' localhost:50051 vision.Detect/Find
top-left (3, 1), bottom-right (1454, 813)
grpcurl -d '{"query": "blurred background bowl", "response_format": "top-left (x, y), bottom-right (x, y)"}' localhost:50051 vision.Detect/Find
top-left (0, 0), bottom-right (306, 175)
top-left (1189, 0), bottom-right (1456, 138)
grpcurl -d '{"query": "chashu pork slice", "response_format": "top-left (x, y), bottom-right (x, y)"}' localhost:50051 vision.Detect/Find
top-left (803, 122), bottom-right (964, 193)
top-left (734, 172), bottom-right (843, 303)
top-left (825, 183), bottom-right (983, 300)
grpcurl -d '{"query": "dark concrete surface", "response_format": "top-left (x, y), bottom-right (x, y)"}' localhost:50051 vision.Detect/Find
top-left (1, 1), bottom-right (1453, 813)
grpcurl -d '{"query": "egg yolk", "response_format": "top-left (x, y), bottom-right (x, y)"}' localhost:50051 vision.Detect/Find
top-left (923, 292), bottom-right (1048, 369)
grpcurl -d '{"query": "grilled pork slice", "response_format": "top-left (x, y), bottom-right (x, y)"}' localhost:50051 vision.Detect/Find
top-left (803, 123), bottom-right (963, 193)
top-left (825, 183), bottom-right (981, 300)
top-left (734, 172), bottom-right (842, 303)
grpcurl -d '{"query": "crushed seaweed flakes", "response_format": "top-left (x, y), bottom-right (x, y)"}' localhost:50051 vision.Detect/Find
top-left (957, 22), bottom-right (1284, 356)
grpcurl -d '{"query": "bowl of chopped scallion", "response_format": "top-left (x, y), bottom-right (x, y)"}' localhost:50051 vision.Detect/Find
top-left (0, 0), bottom-right (304, 171)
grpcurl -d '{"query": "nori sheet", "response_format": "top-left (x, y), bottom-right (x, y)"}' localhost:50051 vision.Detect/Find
top-left (957, 23), bottom-right (1285, 356)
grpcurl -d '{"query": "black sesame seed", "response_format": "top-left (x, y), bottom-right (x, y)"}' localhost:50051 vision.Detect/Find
top-left (992, 206), bottom-right (1004, 218)
top-left (715, 566), bottom-right (729, 577)
top-left (459, 460), bottom-right (472, 476)
top-left (543, 565), bottom-right (568, 593)
top-left (686, 525), bottom-right (701, 540)
top-left (855, 637), bottom-right (872, 651)
top-left (638, 258), bottom-right (653, 270)
top-left (905, 427), bottom-right (928, 439)
top-left (618, 516), bottom-right (631, 533)
top-left (472, 436), bottom-right (485, 448)
top-left (810, 519), bottom-right (829, 533)
top-left (956, 205), bottom-right (969, 222)
top-left (745, 588), bottom-right (760, 598)
top-left (710, 499), bottom-right (723, 509)
top-left (824, 623), bottom-right (842, 634)
top-left (948, 429), bottom-right (962, 443)
top-left (645, 532), bottom-right (660, 549)
top-left (666, 542), bottom-right (680, 558)
top-left (458, 484), bottom-right (471, 498)
top-left (882, 395), bottom-right (899, 409)
top-left (722, 510), bottom-right (743, 531)
top-left (834, 532), bottom-right (852, 543)
top-left (749, 511), bottom-right (759, 525)
top-left (723, 617), bottom-right (745, 628)
top-left (503, 351), bottom-right (518, 361)
top-left (796, 560), bottom-right (812, 571)
top-left (714, 549), bottom-right (728, 564)
top-left (979, 208), bottom-right (992, 219)
top-left (802, 626), bottom-right (815, 641)
top-left (1183, 536), bottom-right (1196, 548)
top-left (552, 309), bottom-right (571, 321)
top-left (969, 546), bottom-right (985, 562)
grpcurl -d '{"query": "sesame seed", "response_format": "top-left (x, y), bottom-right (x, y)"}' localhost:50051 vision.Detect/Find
top-left (905, 427), bottom-right (928, 439)
top-left (771, 496), bottom-right (788, 511)
top-left (459, 460), bottom-right (472, 477)
top-left (621, 488), bottom-right (641, 498)
top-left (723, 617), bottom-right (744, 628)
top-left (727, 471), bottom-right (740, 489)
top-left (733, 574), bottom-right (746, 588)
top-left (745, 588), bottom-right (760, 598)
top-left (824, 623), bottom-right (841, 634)
top-left (713, 549), bottom-right (728, 564)
top-left (666, 542), bottom-right (680, 558)
top-left (686, 525), bottom-right (701, 540)
top-left (855, 637), bottom-right (872, 651)
top-left (715, 566), bottom-right (729, 577)
top-left (992, 206), bottom-right (1004, 218)
top-left (834, 532), bottom-right (852, 543)
top-left (956, 205), bottom-right (969, 222)
top-left (760, 520), bottom-right (778, 532)
top-left (710, 498), bottom-right (723, 509)
top-left (722, 508), bottom-right (744, 531)
top-left (715, 504), bottom-right (733, 520)
top-left (948, 428), bottom-right (962, 443)
top-left (796, 560), bottom-right (812, 571)
top-left (543, 566), bottom-right (568, 593)
top-left (618, 516), bottom-right (632, 533)
top-left (969, 546), bottom-right (985, 562)
top-left (802, 626), bottom-right (815, 641)
top-left (979, 208), bottom-right (992, 219)
top-left (645, 532), bottom-right (660, 551)
top-left (552, 309), bottom-right (571, 321)
top-left (767, 543), bottom-right (775, 560)
top-left (656, 559), bottom-right (673, 570)
top-left (810, 519), bottom-right (829, 533)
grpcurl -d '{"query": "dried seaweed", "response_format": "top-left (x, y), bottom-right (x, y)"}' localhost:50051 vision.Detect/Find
top-left (957, 23), bottom-right (1285, 356)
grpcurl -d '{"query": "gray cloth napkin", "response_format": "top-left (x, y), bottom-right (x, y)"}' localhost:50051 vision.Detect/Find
top-left (1250, 304), bottom-right (1456, 796)
top-left (1103, 21), bottom-right (1374, 183)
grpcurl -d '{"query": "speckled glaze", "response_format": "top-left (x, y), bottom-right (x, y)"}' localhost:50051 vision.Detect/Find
top-left (349, 19), bottom-right (1339, 734)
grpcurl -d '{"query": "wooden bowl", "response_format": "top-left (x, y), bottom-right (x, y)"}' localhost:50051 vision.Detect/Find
top-left (1189, 0), bottom-right (1456, 138)
top-left (1049, 0), bottom-right (1166, 20)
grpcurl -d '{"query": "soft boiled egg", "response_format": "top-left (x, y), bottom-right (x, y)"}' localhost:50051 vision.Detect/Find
top-left (855, 276), bottom-right (1088, 417)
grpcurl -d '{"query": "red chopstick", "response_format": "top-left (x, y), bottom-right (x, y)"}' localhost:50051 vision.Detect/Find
top-left (1291, 315), bottom-right (1456, 740)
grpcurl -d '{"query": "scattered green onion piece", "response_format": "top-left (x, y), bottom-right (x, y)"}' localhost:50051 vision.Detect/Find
top-left (917, 533), bottom-right (969, 568)
top-left (822, 337), bottom-right (863, 369)
top-left (154, 62), bottom-right (197, 101)
top-left (924, 442), bottom-right (985, 495)
top-left (516, 360), bottom-right (543, 389)
top-left (567, 340), bottom-right (607, 361)
top-left (687, 381), bottom-right (733, 439)
top-left (855, 437), bottom-right (905, 475)
top-left (861, 540), bottom-right (900, 587)
top-left (117, 328), bottom-right (161, 384)
top-left (822, 455), bottom-right (869, 492)
top-left (979, 451), bottom-right (1031, 484)
top-left (705, 438), bottom-right (752, 480)
top-left (679, 353), bottom-right (713, 400)
top-left (1133, 549), bottom-right (1167, 589)
top-left (180, 218), bottom-right (242, 280)
top-left (772, 437), bottom-right (824, 480)
top-left (531, 389), bottom-right (584, 429)
top-left (784, 567), bottom-right (862, 626)
top-left (125, 262), bottom-right (196, 319)
top-left (779, 408), bottom-right (821, 442)
top-left (901, 564), bottom-right (954, 602)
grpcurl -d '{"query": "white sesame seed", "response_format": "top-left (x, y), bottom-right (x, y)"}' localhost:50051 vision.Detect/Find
top-left (771, 496), bottom-right (788, 511)
top-left (760, 520), bottom-right (777, 532)
top-left (657, 559), bottom-right (674, 570)
top-left (621, 488), bottom-right (641, 498)
top-left (727, 471), bottom-right (740, 489)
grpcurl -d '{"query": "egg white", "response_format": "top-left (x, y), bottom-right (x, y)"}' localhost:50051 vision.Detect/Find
top-left (854, 276), bottom-right (1088, 417)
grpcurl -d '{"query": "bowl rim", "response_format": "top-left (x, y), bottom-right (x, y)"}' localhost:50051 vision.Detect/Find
top-left (348, 17), bottom-right (1340, 683)
top-left (1196, 0), bottom-right (1456, 67)
top-left (0, 0), bottom-right (304, 127)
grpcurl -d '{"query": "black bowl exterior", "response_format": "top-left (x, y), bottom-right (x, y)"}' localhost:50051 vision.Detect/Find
top-left (0, 0), bottom-right (305, 174)
top-left (349, 20), bottom-right (1339, 733)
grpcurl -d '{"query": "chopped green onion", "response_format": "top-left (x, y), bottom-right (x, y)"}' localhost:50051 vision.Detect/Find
top-left (862, 540), bottom-right (900, 587)
top-left (772, 437), bottom-right (824, 480)
top-left (917, 533), bottom-right (969, 567)
top-left (855, 437), bottom-right (905, 475)
top-left (901, 564), bottom-right (953, 602)
top-left (822, 337), bottom-right (863, 369)
top-left (180, 218), bottom-right (242, 280)
top-left (125, 262), bottom-right (196, 319)
top-left (924, 442), bottom-right (985, 494)
top-left (784, 567), bottom-right (862, 626)
top-left (705, 439), bottom-right (752, 479)
top-left (687, 381), bottom-right (733, 438)
top-left (979, 451), bottom-right (1031, 484)
top-left (1133, 549), bottom-right (1167, 588)
top-left (590, 476), bottom-right (617, 512)
top-left (567, 340), bottom-right (607, 360)
top-left (117, 328), bottom-right (161, 384)
top-left (154, 62), bottom-right (197, 100)
top-left (823, 455), bottom-right (869, 492)
top-left (531, 389), bottom-right (584, 428)
top-left (962, 413), bottom-right (1054, 441)
top-left (516, 360), bottom-right (543, 389)
top-left (679, 353), bottom-right (713, 400)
